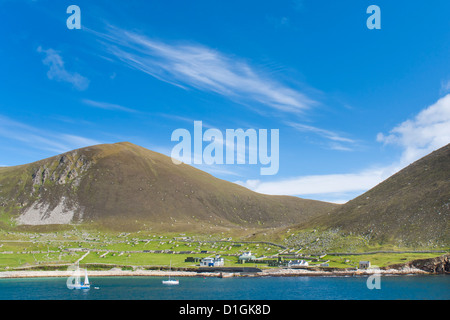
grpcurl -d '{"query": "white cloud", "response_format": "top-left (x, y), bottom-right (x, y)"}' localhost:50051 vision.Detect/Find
top-left (237, 94), bottom-right (450, 203)
top-left (91, 26), bottom-right (315, 114)
top-left (235, 167), bottom-right (392, 198)
top-left (377, 94), bottom-right (450, 166)
top-left (37, 46), bottom-right (89, 91)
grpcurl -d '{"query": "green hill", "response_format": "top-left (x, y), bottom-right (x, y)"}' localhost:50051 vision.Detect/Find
top-left (0, 142), bottom-right (337, 231)
top-left (311, 144), bottom-right (450, 246)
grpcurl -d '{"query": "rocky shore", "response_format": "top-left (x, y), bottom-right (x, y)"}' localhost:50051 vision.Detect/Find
top-left (0, 266), bottom-right (434, 279)
top-left (386, 253), bottom-right (450, 273)
top-left (1, 254), bottom-right (447, 279)
top-left (0, 268), bottom-right (209, 279)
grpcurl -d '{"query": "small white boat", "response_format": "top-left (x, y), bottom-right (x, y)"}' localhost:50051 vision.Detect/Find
top-left (162, 279), bottom-right (179, 285)
top-left (67, 263), bottom-right (91, 290)
top-left (162, 261), bottom-right (179, 285)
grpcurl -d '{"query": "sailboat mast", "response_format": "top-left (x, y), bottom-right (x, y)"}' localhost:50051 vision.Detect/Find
top-left (74, 263), bottom-right (81, 286)
top-left (84, 268), bottom-right (89, 285)
top-left (168, 261), bottom-right (171, 280)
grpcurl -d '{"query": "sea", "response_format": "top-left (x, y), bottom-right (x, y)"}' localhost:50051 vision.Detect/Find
top-left (0, 275), bottom-right (449, 300)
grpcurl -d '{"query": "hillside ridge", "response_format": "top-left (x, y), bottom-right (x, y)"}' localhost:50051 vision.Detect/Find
top-left (311, 143), bottom-right (450, 246)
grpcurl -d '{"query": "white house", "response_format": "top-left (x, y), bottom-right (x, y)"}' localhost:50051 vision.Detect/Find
top-left (200, 256), bottom-right (224, 267)
top-left (288, 260), bottom-right (309, 267)
top-left (238, 251), bottom-right (256, 261)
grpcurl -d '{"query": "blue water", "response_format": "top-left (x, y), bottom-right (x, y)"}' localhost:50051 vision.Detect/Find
top-left (0, 275), bottom-right (448, 300)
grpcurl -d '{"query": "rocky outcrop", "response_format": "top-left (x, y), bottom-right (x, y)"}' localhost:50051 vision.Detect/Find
top-left (13, 152), bottom-right (93, 225)
top-left (31, 152), bottom-right (92, 188)
top-left (388, 254), bottom-right (450, 273)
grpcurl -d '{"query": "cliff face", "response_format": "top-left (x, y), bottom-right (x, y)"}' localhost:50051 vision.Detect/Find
top-left (389, 254), bottom-right (450, 273)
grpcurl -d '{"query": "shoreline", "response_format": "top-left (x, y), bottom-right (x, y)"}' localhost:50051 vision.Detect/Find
top-left (0, 267), bottom-right (436, 279)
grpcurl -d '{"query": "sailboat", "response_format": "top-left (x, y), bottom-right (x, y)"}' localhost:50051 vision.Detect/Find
top-left (162, 261), bottom-right (179, 285)
top-left (67, 262), bottom-right (91, 290)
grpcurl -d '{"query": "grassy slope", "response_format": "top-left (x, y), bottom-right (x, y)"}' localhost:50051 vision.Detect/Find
top-left (307, 144), bottom-right (450, 246)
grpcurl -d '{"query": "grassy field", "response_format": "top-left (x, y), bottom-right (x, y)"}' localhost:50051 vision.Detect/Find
top-left (0, 229), bottom-right (282, 269)
top-left (318, 252), bottom-right (448, 268)
top-left (0, 228), bottom-right (448, 271)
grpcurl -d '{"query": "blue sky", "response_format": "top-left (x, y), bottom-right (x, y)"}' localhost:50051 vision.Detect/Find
top-left (1, 0), bottom-right (449, 203)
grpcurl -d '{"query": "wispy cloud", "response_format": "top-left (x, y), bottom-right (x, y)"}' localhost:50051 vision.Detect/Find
top-left (286, 121), bottom-right (356, 151)
top-left (328, 143), bottom-right (354, 152)
top-left (90, 26), bottom-right (315, 114)
top-left (287, 122), bottom-right (355, 143)
top-left (37, 46), bottom-right (89, 91)
top-left (82, 99), bottom-right (137, 113)
top-left (0, 115), bottom-right (101, 154)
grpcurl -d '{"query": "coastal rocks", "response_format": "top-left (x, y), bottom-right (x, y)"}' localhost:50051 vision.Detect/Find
top-left (408, 254), bottom-right (450, 273)
top-left (388, 254), bottom-right (450, 274)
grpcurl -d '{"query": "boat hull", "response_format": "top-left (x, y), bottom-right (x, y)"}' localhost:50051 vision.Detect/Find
top-left (70, 285), bottom-right (90, 290)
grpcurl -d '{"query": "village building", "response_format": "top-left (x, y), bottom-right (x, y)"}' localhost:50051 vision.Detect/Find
top-left (200, 255), bottom-right (224, 267)
top-left (359, 261), bottom-right (371, 270)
